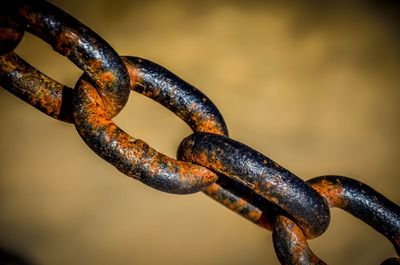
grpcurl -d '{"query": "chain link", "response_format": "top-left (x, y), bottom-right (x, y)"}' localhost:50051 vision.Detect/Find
top-left (1, 1), bottom-right (399, 264)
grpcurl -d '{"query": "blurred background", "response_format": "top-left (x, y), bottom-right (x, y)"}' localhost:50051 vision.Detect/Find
top-left (0, 0), bottom-right (399, 264)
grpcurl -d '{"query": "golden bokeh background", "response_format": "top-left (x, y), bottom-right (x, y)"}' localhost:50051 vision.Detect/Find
top-left (0, 1), bottom-right (399, 264)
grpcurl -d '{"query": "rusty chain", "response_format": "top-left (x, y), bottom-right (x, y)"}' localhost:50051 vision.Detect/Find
top-left (0, 1), bottom-right (399, 264)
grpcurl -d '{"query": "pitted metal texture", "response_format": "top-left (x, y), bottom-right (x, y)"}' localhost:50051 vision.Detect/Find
top-left (1, 1), bottom-right (399, 264)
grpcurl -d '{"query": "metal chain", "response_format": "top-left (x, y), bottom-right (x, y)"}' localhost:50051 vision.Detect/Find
top-left (1, 1), bottom-right (399, 264)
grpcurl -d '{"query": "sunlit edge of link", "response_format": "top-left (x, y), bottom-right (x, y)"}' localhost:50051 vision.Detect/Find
top-left (272, 175), bottom-right (400, 265)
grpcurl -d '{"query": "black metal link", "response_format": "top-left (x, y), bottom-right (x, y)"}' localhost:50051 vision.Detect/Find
top-left (0, 51), bottom-right (74, 121)
top-left (72, 56), bottom-right (228, 194)
top-left (1, 0), bottom-right (130, 117)
top-left (178, 132), bottom-right (330, 239)
top-left (272, 175), bottom-right (400, 265)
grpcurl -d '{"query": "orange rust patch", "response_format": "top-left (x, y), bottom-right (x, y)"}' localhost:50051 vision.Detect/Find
top-left (0, 53), bottom-right (18, 71)
top-left (98, 71), bottom-right (115, 84)
top-left (310, 179), bottom-right (346, 208)
top-left (209, 158), bottom-right (226, 172)
top-left (88, 59), bottom-right (103, 70)
top-left (277, 216), bottom-right (323, 264)
top-left (194, 152), bottom-right (210, 165)
top-left (124, 61), bottom-right (143, 90)
top-left (192, 112), bottom-right (225, 135)
top-left (246, 207), bottom-right (262, 221)
top-left (177, 160), bottom-right (217, 184)
top-left (78, 80), bottom-right (114, 127)
top-left (204, 184), bottom-right (262, 223)
top-left (54, 30), bottom-right (80, 57)
top-left (203, 183), bottom-right (219, 195)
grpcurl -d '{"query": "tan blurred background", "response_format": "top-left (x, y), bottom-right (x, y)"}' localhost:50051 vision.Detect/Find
top-left (1, 0), bottom-right (399, 264)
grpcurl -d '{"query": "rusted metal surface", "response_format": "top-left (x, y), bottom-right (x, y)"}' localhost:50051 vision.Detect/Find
top-left (0, 47), bottom-right (281, 223)
top-left (1, 0), bottom-right (129, 117)
top-left (178, 132), bottom-right (330, 239)
top-left (204, 174), bottom-right (281, 230)
top-left (73, 56), bottom-right (229, 193)
top-left (73, 85), bottom-right (212, 194)
top-left (273, 215), bottom-right (326, 265)
top-left (1, 0), bottom-right (400, 263)
top-left (0, 8), bottom-right (24, 54)
top-left (123, 57), bottom-right (283, 216)
top-left (0, 50), bottom-right (281, 224)
top-left (123, 56), bottom-right (228, 135)
top-left (0, 49), bottom-right (280, 219)
top-left (273, 175), bottom-right (400, 264)
top-left (123, 57), bottom-right (286, 223)
top-left (0, 52), bottom-right (74, 122)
